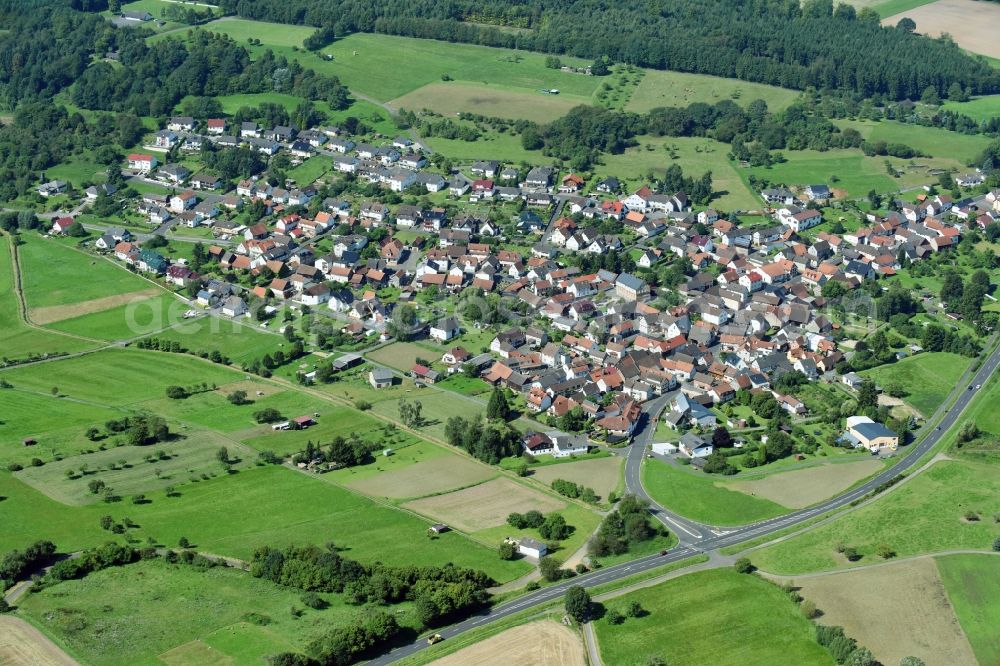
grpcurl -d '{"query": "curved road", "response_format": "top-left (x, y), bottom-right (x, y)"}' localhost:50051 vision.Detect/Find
top-left (370, 341), bottom-right (1000, 664)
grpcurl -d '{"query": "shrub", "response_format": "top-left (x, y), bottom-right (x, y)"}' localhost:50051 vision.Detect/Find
top-left (964, 511), bottom-right (980, 522)
top-left (498, 541), bottom-right (516, 560)
top-left (244, 612), bottom-right (271, 625)
top-left (842, 547), bottom-right (861, 562)
top-left (606, 608), bottom-right (625, 625)
top-left (734, 557), bottom-right (755, 573)
top-left (165, 385), bottom-right (188, 400)
top-left (992, 536), bottom-right (1000, 552)
top-left (300, 591), bottom-right (327, 610)
top-left (875, 543), bottom-right (895, 559)
top-left (801, 599), bottom-right (819, 618)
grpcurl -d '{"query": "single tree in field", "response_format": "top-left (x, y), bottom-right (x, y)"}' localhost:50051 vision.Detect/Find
top-left (486, 386), bottom-right (510, 421)
top-left (564, 585), bottom-right (591, 623)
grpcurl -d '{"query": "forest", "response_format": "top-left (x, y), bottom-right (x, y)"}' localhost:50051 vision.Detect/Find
top-left (219, 0), bottom-right (1000, 100)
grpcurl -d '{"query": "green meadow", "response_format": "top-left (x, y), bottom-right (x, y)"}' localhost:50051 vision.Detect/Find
top-left (943, 94), bottom-right (1000, 123)
top-left (860, 351), bottom-right (971, 416)
top-left (937, 554), bottom-right (1000, 665)
top-left (627, 69), bottom-right (800, 113)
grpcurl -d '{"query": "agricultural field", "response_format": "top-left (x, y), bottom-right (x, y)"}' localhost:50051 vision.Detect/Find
top-left (0, 237), bottom-right (97, 360)
top-left (642, 459), bottom-right (789, 526)
top-left (148, 315), bottom-right (287, 365)
top-left (860, 352), bottom-right (970, 416)
top-left (883, 0), bottom-right (1000, 59)
top-left (43, 292), bottom-right (181, 340)
top-left (14, 433), bottom-right (257, 505)
top-left (722, 459), bottom-right (884, 509)
top-left (943, 94), bottom-right (1000, 123)
top-left (391, 82), bottom-right (584, 123)
top-left (844, 0), bottom-right (936, 15)
top-left (18, 235), bottom-right (153, 310)
top-left (368, 341), bottom-right (439, 372)
top-left (429, 620), bottom-right (585, 666)
top-left (333, 440), bottom-right (496, 500)
top-left (16, 559), bottom-right (379, 666)
top-left (0, 616), bottom-right (75, 666)
top-left (836, 119), bottom-right (991, 164)
top-left (626, 69), bottom-right (800, 113)
top-left (751, 459), bottom-right (1000, 574)
top-left (594, 568), bottom-right (833, 666)
top-left (937, 554), bottom-right (1000, 665)
top-left (793, 557), bottom-right (976, 666)
top-left (403, 477), bottom-right (566, 533)
top-left (529, 456), bottom-right (622, 501)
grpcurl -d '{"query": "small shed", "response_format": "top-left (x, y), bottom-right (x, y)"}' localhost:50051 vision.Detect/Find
top-left (293, 416), bottom-right (316, 429)
top-left (429, 524), bottom-right (450, 534)
top-left (651, 442), bottom-right (678, 455)
top-left (518, 537), bottom-right (547, 560)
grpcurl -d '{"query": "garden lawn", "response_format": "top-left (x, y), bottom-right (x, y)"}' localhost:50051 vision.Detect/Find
top-left (287, 155), bottom-right (333, 186)
top-left (860, 352), bottom-right (970, 416)
top-left (937, 554), bottom-right (1000, 666)
top-left (752, 459), bottom-right (1000, 574)
top-left (0, 237), bottom-right (96, 360)
top-left (18, 236), bottom-right (152, 309)
top-left (642, 458), bottom-right (789, 526)
top-left (16, 559), bottom-right (380, 666)
top-left (627, 69), bottom-right (799, 113)
top-left (594, 568), bottom-right (833, 666)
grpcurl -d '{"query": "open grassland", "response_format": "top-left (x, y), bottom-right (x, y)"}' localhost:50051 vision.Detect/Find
top-left (627, 69), bottom-right (799, 113)
top-left (860, 352), bottom-right (970, 416)
top-left (16, 559), bottom-right (377, 666)
top-left (594, 568), bottom-right (833, 666)
top-left (642, 458), bottom-right (789, 526)
top-left (31, 287), bottom-right (163, 326)
top-left (391, 82), bottom-right (586, 123)
top-left (943, 94), bottom-right (1000, 122)
top-left (793, 557), bottom-right (977, 666)
top-left (883, 0), bottom-right (1000, 59)
top-left (529, 456), bottom-right (622, 501)
top-left (334, 441), bottom-right (496, 500)
top-left (368, 341), bottom-right (438, 371)
top-left (422, 129), bottom-right (547, 164)
top-left (596, 136), bottom-right (759, 211)
top-left (0, 617), bottom-right (75, 666)
top-left (237, 406), bottom-right (397, 457)
top-left (200, 22), bottom-right (598, 103)
top-left (14, 433), bottom-right (257, 505)
top-left (148, 315), bottom-right (287, 365)
top-left (1, 349), bottom-right (241, 406)
top-left (429, 620), bottom-right (584, 666)
top-left (287, 154), bottom-right (333, 185)
top-left (404, 477), bottom-right (566, 532)
top-left (0, 466), bottom-right (530, 581)
top-left (19, 236), bottom-right (151, 310)
top-left (837, 119), bottom-right (992, 163)
top-left (752, 459), bottom-right (1000, 574)
top-left (723, 459), bottom-right (884, 509)
top-left (937, 554), bottom-right (1000, 665)
top-left (0, 237), bottom-right (97, 359)
top-left (473, 501), bottom-right (602, 560)
top-left (44, 293), bottom-right (181, 341)
top-left (846, 0), bottom-right (936, 15)
top-left (0, 390), bottom-right (125, 467)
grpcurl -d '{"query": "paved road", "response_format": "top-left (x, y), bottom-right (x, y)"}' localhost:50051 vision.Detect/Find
top-left (369, 340), bottom-right (1000, 664)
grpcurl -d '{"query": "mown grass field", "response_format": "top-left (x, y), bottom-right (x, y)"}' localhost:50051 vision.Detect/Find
top-left (751, 459), bottom-right (1000, 574)
top-left (937, 554), bottom-right (1000, 665)
top-left (17, 559), bottom-right (386, 666)
top-left (642, 458), bottom-right (789, 526)
top-left (836, 118), bottom-right (991, 163)
top-left (594, 568), bottom-right (833, 666)
top-left (943, 94), bottom-right (1000, 122)
top-left (18, 236), bottom-right (152, 310)
top-left (149, 315), bottom-right (287, 365)
top-left (0, 236), bottom-right (97, 360)
top-left (626, 69), bottom-right (800, 113)
top-left (0, 465), bottom-right (530, 581)
top-left (403, 477), bottom-right (566, 533)
top-left (44, 292), bottom-right (180, 341)
top-left (723, 459), bottom-right (884, 509)
top-left (391, 81), bottom-right (586, 123)
top-left (860, 352), bottom-right (970, 416)
top-left (287, 155), bottom-right (333, 186)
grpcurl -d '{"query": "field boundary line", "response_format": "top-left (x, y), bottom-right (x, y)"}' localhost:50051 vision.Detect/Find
top-left (758, 549), bottom-right (1000, 581)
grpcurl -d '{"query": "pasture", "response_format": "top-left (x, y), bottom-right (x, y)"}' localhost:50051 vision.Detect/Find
top-left (626, 69), bottom-right (799, 113)
top-left (883, 0), bottom-right (1000, 59)
top-left (0, 238), bottom-right (97, 360)
top-left (751, 459), bottom-right (1000, 574)
top-left (147, 315), bottom-right (287, 365)
top-left (793, 557), bottom-right (976, 666)
top-left (368, 341), bottom-right (437, 372)
top-left (44, 292), bottom-right (181, 340)
top-left (937, 554), bottom-right (1000, 665)
top-left (723, 459), bottom-right (884, 509)
top-left (943, 94), bottom-right (1000, 123)
top-left (430, 620), bottom-right (585, 666)
top-left (642, 459), bottom-right (789, 526)
top-left (16, 559), bottom-right (370, 666)
top-left (0, 389), bottom-right (124, 467)
top-left (403, 477), bottom-right (566, 532)
top-left (529, 456), bottom-right (622, 501)
top-left (594, 568), bottom-right (833, 666)
top-left (334, 440), bottom-right (496, 500)
top-left (32, 288), bottom-right (163, 326)
top-left (860, 351), bottom-right (970, 416)
top-left (18, 236), bottom-right (151, 310)
top-left (14, 432), bottom-right (257, 505)
top-left (837, 119), bottom-right (991, 164)
top-left (392, 82), bottom-right (585, 123)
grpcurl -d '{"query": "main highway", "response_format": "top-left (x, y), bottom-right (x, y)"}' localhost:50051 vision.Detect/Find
top-left (370, 340), bottom-right (1000, 664)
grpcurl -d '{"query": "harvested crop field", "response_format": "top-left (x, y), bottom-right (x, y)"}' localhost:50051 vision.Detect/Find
top-left (0, 616), bottom-right (77, 666)
top-left (391, 82), bottom-right (584, 123)
top-left (29, 288), bottom-right (163, 325)
top-left (339, 455), bottom-right (496, 499)
top-left (530, 457), bottom-right (622, 500)
top-left (793, 557), bottom-right (977, 666)
top-left (724, 459), bottom-right (883, 509)
top-left (429, 620), bottom-right (584, 666)
top-left (367, 341), bottom-right (434, 372)
top-left (403, 478), bottom-right (566, 532)
top-left (884, 0), bottom-right (1000, 59)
